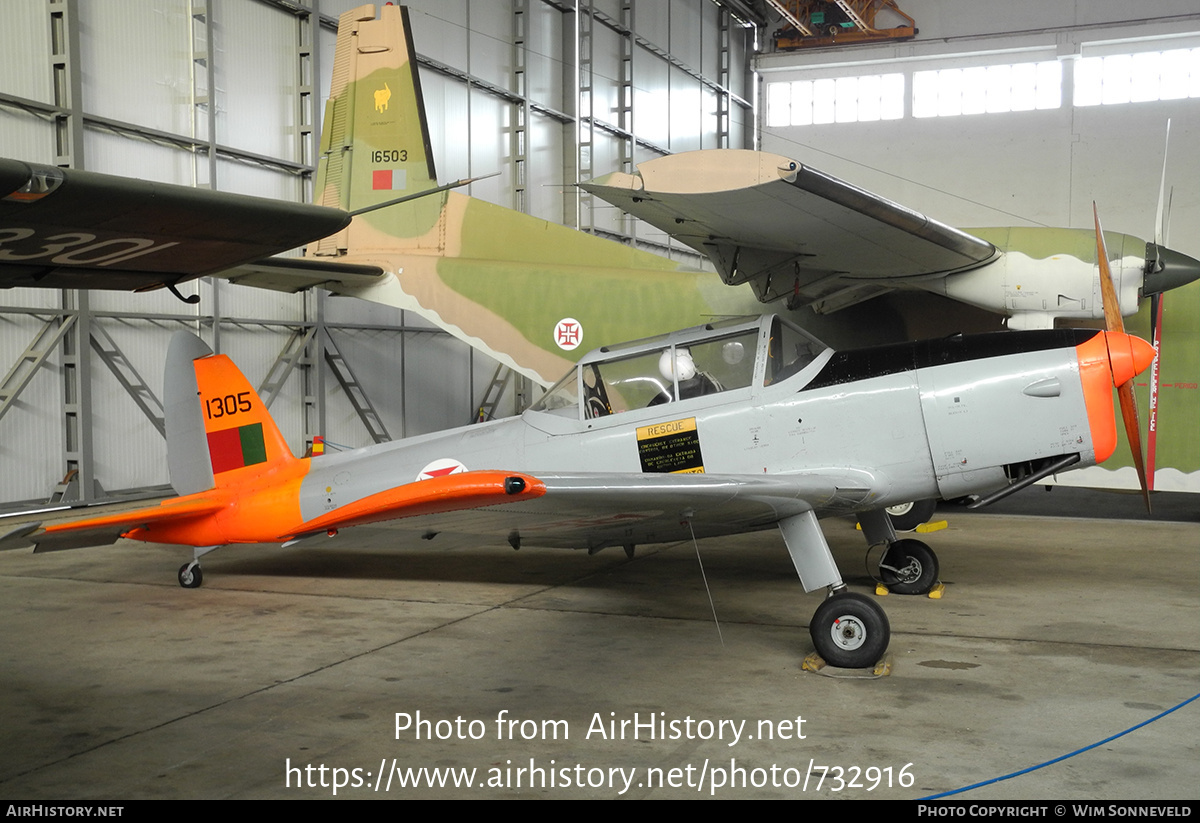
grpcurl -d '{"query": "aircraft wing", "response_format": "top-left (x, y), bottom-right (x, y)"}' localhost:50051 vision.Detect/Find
top-left (359, 470), bottom-right (873, 551)
top-left (0, 469), bottom-right (871, 555)
top-left (0, 157), bottom-right (369, 292)
top-left (581, 149), bottom-right (999, 313)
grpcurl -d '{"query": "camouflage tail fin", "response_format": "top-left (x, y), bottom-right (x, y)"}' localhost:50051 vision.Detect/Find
top-left (311, 3), bottom-right (439, 256)
top-left (164, 332), bottom-right (296, 496)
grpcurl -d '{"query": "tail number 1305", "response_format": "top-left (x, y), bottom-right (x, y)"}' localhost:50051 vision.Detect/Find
top-left (206, 392), bottom-right (252, 420)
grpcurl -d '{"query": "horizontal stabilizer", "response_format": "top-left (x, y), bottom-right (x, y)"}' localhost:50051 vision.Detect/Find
top-left (1, 496), bottom-right (226, 553)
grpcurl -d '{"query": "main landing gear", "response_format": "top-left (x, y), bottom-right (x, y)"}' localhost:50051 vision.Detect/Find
top-left (860, 508), bottom-right (941, 596)
top-left (779, 511), bottom-right (891, 669)
top-left (809, 591), bottom-right (890, 669)
top-left (878, 538), bottom-right (939, 595)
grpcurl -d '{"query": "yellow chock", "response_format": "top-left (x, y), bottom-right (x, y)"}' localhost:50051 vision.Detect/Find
top-left (916, 520), bottom-right (948, 534)
top-left (927, 582), bottom-right (946, 599)
top-left (875, 582), bottom-right (890, 596)
top-left (802, 653), bottom-right (826, 672)
top-left (873, 655), bottom-right (893, 677)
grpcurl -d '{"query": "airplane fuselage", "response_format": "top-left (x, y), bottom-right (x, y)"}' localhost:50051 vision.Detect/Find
top-left (277, 319), bottom-right (1109, 552)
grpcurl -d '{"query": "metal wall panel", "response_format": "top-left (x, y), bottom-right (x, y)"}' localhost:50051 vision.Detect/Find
top-left (465, 2), bottom-right (513, 89)
top-left (527, 1), bottom-right (564, 109)
top-left (86, 317), bottom-right (171, 490)
top-left (215, 157), bottom-right (305, 201)
top-left (467, 89), bottom-right (509, 203)
top-left (632, 44), bottom-right (669, 148)
top-left (0, 111), bottom-right (55, 165)
top-left (670, 0), bottom-right (703, 71)
top-left (218, 1), bottom-right (299, 162)
top-left (668, 68), bottom-right (701, 152)
top-left (82, 130), bottom-right (194, 183)
top-left (0, 2), bottom-right (53, 103)
top-left (528, 111), bottom-right (565, 222)
top-left (0, 313), bottom-right (67, 502)
top-left (80, 0), bottom-right (192, 135)
top-left (418, 71), bottom-right (471, 180)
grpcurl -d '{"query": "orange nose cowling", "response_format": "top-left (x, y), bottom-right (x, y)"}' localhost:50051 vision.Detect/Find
top-left (1075, 331), bottom-right (1156, 464)
top-left (1106, 332), bottom-right (1157, 387)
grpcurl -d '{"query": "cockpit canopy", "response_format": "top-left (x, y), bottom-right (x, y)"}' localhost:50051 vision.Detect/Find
top-left (530, 315), bottom-right (826, 420)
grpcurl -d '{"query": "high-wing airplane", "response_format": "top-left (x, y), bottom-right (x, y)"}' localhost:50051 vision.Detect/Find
top-left (0, 238), bottom-right (1157, 667)
top-left (0, 3), bottom-right (1194, 492)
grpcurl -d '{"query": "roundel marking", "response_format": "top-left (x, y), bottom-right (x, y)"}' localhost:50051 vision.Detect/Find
top-left (554, 318), bottom-right (583, 351)
top-left (417, 458), bottom-right (468, 481)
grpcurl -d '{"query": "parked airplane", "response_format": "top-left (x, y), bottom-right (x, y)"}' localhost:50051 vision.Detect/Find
top-left (0, 252), bottom-right (1157, 667)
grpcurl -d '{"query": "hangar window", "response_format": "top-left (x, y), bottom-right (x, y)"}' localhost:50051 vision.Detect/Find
top-left (1074, 48), bottom-right (1200, 106)
top-left (912, 60), bottom-right (1062, 118)
top-left (766, 73), bottom-right (904, 127)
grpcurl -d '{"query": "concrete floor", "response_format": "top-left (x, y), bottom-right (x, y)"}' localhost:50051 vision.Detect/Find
top-left (0, 510), bottom-right (1196, 799)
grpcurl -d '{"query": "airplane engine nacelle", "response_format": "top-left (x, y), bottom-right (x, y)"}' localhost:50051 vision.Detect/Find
top-left (916, 332), bottom-right (1097, 500)
top-left (936, 228), bottom-right (1144, 330)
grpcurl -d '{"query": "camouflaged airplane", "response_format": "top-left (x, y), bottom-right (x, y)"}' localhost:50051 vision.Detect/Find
top-left (0, 230), bottom-right (1159, 667)
top-left (0, 2), bottom-right (1196, 495)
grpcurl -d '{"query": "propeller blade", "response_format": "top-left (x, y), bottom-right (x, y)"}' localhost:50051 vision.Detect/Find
top-left (1154, 119), bottom-right (1171, 252)
top-left (1095, 203), bottom-right (1152, 512)
top-left (1093, 203), bottom-right (1124, 334)
top-left (1117, 379), bottom-right (1151, 513)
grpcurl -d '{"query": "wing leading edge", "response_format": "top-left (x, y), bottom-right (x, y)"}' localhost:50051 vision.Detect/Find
top-left (581, 149), bottom-right (999, 313)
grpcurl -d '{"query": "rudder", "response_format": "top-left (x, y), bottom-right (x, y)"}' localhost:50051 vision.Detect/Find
top-left (164, 332), bottom-right (296, 495)
top-left (310, 3), bottom-right (440, 256)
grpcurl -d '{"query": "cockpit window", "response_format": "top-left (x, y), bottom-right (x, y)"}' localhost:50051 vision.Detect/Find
top-left (583, 330), bottom-right (760, 419)
top-left (766, 317), bottom-right (824, 385)
top-left (529, 367), bottom-right (580, 417)
top-left (531, 318), bottom-right (822, 422)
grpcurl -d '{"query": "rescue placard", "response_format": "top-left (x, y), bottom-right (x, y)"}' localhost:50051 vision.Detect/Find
top-left (636, 417), bottom-right (705, 473)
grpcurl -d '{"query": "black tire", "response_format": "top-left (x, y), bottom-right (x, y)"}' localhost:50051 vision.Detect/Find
top-left (879, 538), bottom-right (939, 595)
top-left (809, 592), bottom-right (890, 668)
top-left (178, 562), bottom-right (203, 589)
top-left (886, 499), bottom-right (937, 531)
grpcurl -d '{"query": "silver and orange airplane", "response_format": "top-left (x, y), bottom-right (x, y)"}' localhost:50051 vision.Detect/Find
top-left (0, 214), bottom-right (1155, 668)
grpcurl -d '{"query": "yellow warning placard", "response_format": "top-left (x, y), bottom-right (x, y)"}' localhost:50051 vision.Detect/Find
top-left (637, 417), bottom-right (704, 474)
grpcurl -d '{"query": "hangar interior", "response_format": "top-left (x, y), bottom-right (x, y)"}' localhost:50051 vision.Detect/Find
top-left (1, 0), bottom-right (1198, 507)
top-left (0, 0), bottom-right (1197, 802)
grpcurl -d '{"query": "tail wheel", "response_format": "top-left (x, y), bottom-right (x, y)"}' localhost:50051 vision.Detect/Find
top-left (810, 592), bottom-right (890, 668)
top-left (178, 562), bottom-right (203, 589)
top-left (879, 538), bottom-right (938, 595)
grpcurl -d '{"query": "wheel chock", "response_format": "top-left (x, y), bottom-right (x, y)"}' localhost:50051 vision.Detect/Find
top-left (927, 582), bottom-right (946, 599)
top-left (802, 652), bottom-right (893, 678)
top-left (915, 520), bottom-right (948, 534)
top-left (875, 582), bottom-right (890, 596)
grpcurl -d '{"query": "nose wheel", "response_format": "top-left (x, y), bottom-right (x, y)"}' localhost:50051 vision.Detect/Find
top-left (809, 592), bottom-right (890, 669)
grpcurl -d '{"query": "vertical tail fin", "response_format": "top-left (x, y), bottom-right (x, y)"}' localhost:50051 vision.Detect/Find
top-left (164, 332), bottom-right (296, 495)
top-left (311, 3), bottom-right (441, 256)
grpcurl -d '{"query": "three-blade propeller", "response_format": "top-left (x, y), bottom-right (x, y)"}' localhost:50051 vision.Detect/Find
top-left (1093, 203), bottom-right (1153, 512)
